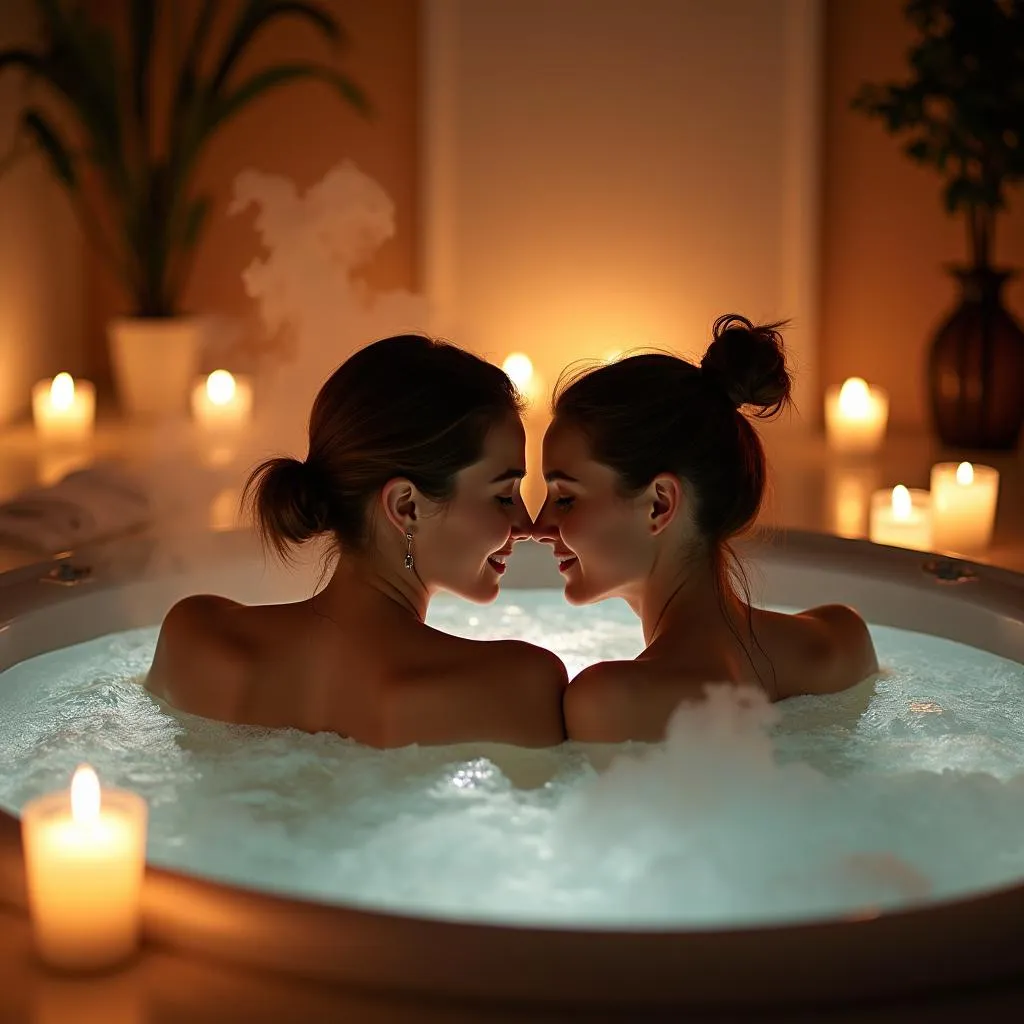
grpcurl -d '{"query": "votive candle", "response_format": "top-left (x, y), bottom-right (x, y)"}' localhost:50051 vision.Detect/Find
top-left (21, 765), bottom-right (147, 971)
top-left (190, 370), bottom-right (253, 432)
top-left (31, 373), bottom-right (96, 444)
top-left (869, 485), bottom-right (933, 552)
top-left (825, 377), bottom-right (889, 454)
top-left (930, 461), bottom-right (999, 554)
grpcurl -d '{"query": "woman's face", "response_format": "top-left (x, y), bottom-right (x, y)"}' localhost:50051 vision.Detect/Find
top-left (533, 418), bottom-right (654, 605)
top-left (416, 414), bottom-right (531, 603)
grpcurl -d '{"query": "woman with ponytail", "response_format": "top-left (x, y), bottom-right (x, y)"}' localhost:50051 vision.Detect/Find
top-left (533, 315), bottom-right (878, 742)
top-left (147, 335), bottom-right (567, 747)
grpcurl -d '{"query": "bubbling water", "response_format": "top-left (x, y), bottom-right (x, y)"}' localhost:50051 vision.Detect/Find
top-left (2, 590), bottom-right (1024, 929)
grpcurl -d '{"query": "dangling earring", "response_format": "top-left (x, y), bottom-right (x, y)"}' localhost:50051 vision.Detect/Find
top-left (404, 531), bottom-right (415, 571)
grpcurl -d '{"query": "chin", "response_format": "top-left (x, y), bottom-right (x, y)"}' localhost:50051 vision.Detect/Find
top-left (563, 580), bottom-right (601, 607)
top-left (445, 578), bottom-right (501, 605)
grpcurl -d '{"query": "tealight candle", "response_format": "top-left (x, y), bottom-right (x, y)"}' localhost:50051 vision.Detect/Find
top-left (502, 352), bottom-right (545, 408)
top-left (21, 765), bottom-right (147, 971)
top-left (930, 461), bottom-right (1000, 554)
top-left (869, 484), bottom-right (933, 552)
top-left (31, 373), bottom-right (96, 444)
top-left (824, 377), bottom-right (889, 454)
top-left (190, 370), bottom-right (253, 432)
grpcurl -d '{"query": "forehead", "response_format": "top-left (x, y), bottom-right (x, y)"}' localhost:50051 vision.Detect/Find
top-left (541, 418), bottom-right (595, 471)
top-left (458, 413), bottom-right (525, 481)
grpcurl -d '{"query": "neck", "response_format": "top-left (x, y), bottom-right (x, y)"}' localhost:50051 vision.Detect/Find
top-left (631, 548), bottom-right (736, 647)
top-left (318, 548), bottom-right (428, 624)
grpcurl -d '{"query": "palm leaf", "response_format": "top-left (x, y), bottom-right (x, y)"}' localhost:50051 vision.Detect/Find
top-left (0, 48), bottom-right (47, 76)
top-left (171, 0), bottom-right (220, 135)
top-left (129, 0), bottom-right (156, 128)
top-left (208, 63), bottom-right (369, 132)
top-left (180, 194), bottom-right (212, 251)
top-left (21, 108), bottom-right (76, 187)
top-left (210, 0), bottom-right (345, 95)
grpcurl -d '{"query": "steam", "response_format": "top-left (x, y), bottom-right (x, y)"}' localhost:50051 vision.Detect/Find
top-left (229, 160), bottom-right (435, 457)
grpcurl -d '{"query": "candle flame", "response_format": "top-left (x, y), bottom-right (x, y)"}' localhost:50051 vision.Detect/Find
top-left (838, 377), bottom-right (871, 417)
top-left (956, 461), bottom-right (974, 486)
top-left (891, 484), bottom-right (912, 521)
top-left (206, 370), bottom-right (237, 406)
top-left (50, 372), bottom-right (75, 411)
top-left (70, 764), bottom-right (100, 824)
top-left (501, 353), bottom-right (534, 392)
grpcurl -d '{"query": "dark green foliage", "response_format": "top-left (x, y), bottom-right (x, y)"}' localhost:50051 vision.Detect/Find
top-left (0, 0), bottom-right (369, 316)
top-left (852, 0), bottom-right (1024, 266)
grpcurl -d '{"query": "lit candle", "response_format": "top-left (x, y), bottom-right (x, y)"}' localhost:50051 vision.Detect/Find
top-left (930, 461), bottom-right (1000, 554)
top-left (869, 484), bottom-right (933, 552)
top-left (21, 765), bottom-right (147, 971)
top-left (502, 352), bottom-right (545, 409)
top-left (31, 373), bottom-right (96, 444)
top-left (190, 370), bottom-right (253, 432)
top-left (824, 377), bottom-right (889, 454)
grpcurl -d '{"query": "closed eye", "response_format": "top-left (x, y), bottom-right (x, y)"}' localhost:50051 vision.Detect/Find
top-left (496, 495), bottom-right (516, 507)
top-left (554, 496), bottom-right (575, 509)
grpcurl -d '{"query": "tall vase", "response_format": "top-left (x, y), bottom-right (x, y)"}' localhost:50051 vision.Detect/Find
top-left (927, 266), bottom-right (1024, 450)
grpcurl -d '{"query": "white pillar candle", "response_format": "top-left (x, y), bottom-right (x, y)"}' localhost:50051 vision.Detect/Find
top-left (190, 370), bottom-right (253, 432)
top-left (930, 461), bottom-right (1000, 554)
top-left (824, 377), bottom-right (889, 454)
top-left (869, 484), bottom-right (933, 552)
top-left (21, 765), bottom-right (148, 972)
top-left (31, 374), bottom-right (96, 444)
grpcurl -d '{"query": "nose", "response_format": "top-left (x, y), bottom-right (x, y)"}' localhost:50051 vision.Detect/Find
top-left (531, 497), bottom-right (559, 545)
top-left (508, 492), bottom-right (532, 542)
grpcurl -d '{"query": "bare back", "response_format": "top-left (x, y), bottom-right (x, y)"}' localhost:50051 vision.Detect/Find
top-left (146, 588), bottom-right (567, 748)
top-left (565, 603), bottom-right (878, 742)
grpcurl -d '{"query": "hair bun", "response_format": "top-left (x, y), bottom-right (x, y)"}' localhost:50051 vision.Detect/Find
top-left (700, 313), bottom-right (792, 415)
top-left (245, 455), bottom-right (331, 557)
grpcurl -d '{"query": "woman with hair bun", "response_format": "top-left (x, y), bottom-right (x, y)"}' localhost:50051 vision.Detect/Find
top-left (147, 335), bottom-right (567, 747)
top-left (533, 314), bottom-right (878, 742)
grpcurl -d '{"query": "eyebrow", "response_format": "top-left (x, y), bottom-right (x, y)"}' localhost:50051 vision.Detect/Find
top-left (489, 468), bottom-right (527, 483)
top-left (544, 470), bottom-right (579, 483)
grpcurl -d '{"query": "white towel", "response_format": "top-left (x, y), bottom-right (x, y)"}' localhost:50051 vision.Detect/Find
top-left (0, 463), bottom-right (151, 555)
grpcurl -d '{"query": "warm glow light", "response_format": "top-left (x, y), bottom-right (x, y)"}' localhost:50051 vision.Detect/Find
top-left (502, 353), bottom-right (534, 392)
top-left (205, 369), bottom-right (237, 406)
top-left (49, 372), bottom-right (75, 412)
top-left (891, 484), bottom-right (912, 521)
top-left (70, 765), bottom-right (100, 824)
top-left (956, 461), bottom-right (974, 486)
top-left (837, 377), bottom-right (871, 418)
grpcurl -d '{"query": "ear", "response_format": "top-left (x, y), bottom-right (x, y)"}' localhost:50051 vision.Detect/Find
top-left (644, 473), bottom-right (684, 536)
top-left (380, 477), bottom-right (418, 534)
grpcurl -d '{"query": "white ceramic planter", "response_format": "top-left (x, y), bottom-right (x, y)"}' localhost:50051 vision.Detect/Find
top-left (107, 317), bottom-right (204, 419)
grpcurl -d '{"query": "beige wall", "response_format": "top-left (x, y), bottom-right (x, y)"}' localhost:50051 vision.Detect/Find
top-left (422, 0), bottom-right (821, 421)
top-left (822, 0), bottom-right (1024, 433)
top-left (86, 0), bottom-right (419, 393)
top-left (8, 0), bottom-right (1024, 435)
top-left (0, 0), bottom-right (84, 426)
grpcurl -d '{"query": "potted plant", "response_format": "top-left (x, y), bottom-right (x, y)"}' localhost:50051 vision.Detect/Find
top-left (852, 0), bottom-right (1024, 450)
top-left (0, 0), bottom-right (368, 419)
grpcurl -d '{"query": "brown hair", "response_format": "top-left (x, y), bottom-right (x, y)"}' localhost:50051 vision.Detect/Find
top-left (244, 334), bottom-right (523, 559)
top-left (553, 314), bottom-right (792, 557)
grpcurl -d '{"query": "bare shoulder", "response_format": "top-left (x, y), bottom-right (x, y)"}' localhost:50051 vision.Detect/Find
top-left (564, 661), bottom-right (645, 743)
top-left (490, 639), bottom-right (569, 688)
top-left (146, 594), bottom-right (247, 708)
top-left (382, 637), bottom-right (568, 748)
top-left (783, 603), bottom-right (879, 697)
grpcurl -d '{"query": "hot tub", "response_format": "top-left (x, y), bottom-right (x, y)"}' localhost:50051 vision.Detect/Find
top-left (1, 528), bottom-right (1024, 1011)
